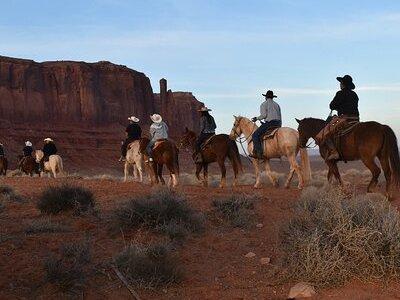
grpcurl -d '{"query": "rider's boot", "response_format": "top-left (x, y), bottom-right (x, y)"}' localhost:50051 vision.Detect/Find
top-left (118, 156), bottom-right (126, 162)
top-left (325, 139), bottom-right (340, 161)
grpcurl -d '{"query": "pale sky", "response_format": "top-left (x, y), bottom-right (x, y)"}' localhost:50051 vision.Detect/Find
top-left (1, 0), bottom-right (400, 135)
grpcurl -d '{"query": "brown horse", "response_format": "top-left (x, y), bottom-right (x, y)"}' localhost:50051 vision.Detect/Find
top-left (139, 137), bottom-right (179, 187)
top-left (18, 155), bottom-right (40, 176)
top-left (179, 128), bottom-right (242, 187)
top-left (296, 118), bottom-right (400, 197)
top-left (0, 156), bottom-right (7, 176)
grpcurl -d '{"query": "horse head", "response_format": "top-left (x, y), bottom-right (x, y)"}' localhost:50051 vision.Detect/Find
top-left (295, 117), bottom-right (326, 148)
top-left (178, 127), bottom-right (196, 149)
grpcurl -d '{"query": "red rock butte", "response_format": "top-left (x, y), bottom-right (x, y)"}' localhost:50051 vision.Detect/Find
top-left (0, 55), bottom-right (204, 173)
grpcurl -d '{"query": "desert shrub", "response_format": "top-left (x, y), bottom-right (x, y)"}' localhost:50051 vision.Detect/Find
top-left (0, 185), bottom-right (24, 202)
top-left (114, 188), bottom-right (204, 238)
top-left (25, 218), bottom-right (68, 234)
top-left (280, 186), bottom-right (400, 287)
top-left (7, 169), bottom-right (23, 177)
top-left (114, 241), bottom-right (181, 289)
top-left (37, 184), bottom-right (95, 215)
top-left (212, 194), bottom-right (258, 228)
top-left (44, 239), bottom-right (91, 293)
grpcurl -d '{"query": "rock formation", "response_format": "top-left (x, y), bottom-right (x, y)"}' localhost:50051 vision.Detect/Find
top-left (0, 55), bottom-right (203, 173)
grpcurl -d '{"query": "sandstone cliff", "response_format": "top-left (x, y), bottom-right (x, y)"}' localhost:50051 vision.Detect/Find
top-left (0, 56), bottom-right (203, 173)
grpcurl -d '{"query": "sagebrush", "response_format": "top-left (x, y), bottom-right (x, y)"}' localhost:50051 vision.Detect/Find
top-left (114, 188), bottom-right (204, 239)
top-left (114, 241), bottom-right (181, 289)
top-left (37, 184), bottom-right (95, 215)
top-left (280, 186), bottom-right (400, 287)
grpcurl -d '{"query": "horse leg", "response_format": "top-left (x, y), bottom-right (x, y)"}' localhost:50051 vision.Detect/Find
top-left (285, 168), bottom-right (295, 189)
top-left (328, 161), bottom-right (343, 186)
top-left (217, 159), bottom-right (226, 188)
top-left (166, 161), bottom-right (179, 187)
top-left (124, 162), bottom-right (129, 182)
top-left (203, 163), bottom-right (209, 187)
top-left (195, 163), bottom-right (203, 182)
top-left (264, 160), bottom-right (279, 188)
top-left (362, 157), bottom-right (381, 193)
top-left (287, 153), bottom-right (304, 189)
top-left (158, 164), bottom-right (165, 185)
top-left (252, 158), bottom-right (262, 188)
top-left (378, 154), bottom-right (391, 198)
top-left (138, 165), bottom-right (144, 183)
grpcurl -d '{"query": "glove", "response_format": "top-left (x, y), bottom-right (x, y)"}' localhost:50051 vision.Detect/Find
top-left (251, 117), bottom-right (257, 122)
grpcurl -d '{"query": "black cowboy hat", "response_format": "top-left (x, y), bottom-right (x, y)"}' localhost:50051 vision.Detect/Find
top-left (336, 75), bottom-right (355, 90)
top-left (262, 90), bottom-right (277, 98)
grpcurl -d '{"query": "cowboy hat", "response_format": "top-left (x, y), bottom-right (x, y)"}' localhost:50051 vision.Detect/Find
top-left (25, 141), bottom-right (32, 147)
top-left (150, 114), bottom-right (163, 123)
top-left (44, 138), bottom-right (54, 142)
top-left (197, 106), bottom-right (212, 112)
top-left (128, 116), bottom-right (140, 122)
top-left (336, 75), bottom-right (355, 90)
top-left (262, 90), bottom-right (277, 98)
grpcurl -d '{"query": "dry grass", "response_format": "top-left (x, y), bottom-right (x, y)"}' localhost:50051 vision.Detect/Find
top-left (0, 185), bottom-right (24, 202)
top-left (113, 241), bottom-right (181, 289)
top-left (212, 194), bottom-right (258, 228)
top-left (25, 218), bottom-right (68, 235)
top-left (37, 184), bottom-right (95, 215)
top-left (44, 239), bottom-right (91, 294)
top-left (114, 188), bottom-right (204, 240)
top-left (280, 186), bottom-right (400, 287)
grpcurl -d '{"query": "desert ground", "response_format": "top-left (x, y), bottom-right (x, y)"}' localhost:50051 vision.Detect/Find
top-left (1, 158), bottom-right (400, 300)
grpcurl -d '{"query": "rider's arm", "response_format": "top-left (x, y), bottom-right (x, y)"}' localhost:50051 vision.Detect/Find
top-left (256, 102), bottom-right (268, 121)
top-left (329, 91), bottom-right (343, 111)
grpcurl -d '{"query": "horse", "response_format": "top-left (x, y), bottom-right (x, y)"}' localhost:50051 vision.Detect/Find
top-left (18, 155), bottom-right (40, 176)
top-left (35, 150), bottom-right (64, 178)
top-left (229, 116), bottom-right (311, 189)
top-left (0, 156), bottom-right (7, 176)
top-left (124, 140), bottom-right (145, 182)
top-left (296, 117), bottom-right (400, 198)
top-left (178, 128), bottom-right (242, 187)
top-left (139, 138), bottom-right (179, 187)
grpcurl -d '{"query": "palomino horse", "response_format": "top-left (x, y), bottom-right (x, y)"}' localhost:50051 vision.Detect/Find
top-left (296, 118), bottom-right (400, 198)
top-left (18, 155), bottom-right (40, 176)
top-left (35, 150), bottom-right (64, 178)
top-left (124, 140), bottom-right (145, 182)
top-left (230, 116), bottom-right (311, 189)
top-left (179, 128), bottom-right (242, 187)
top-left (139, 138), bottom-right (179, 187)
top-left (0, 156), bottom-right (7, 176)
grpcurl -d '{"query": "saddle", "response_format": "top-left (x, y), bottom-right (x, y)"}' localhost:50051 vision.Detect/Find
top-left (262, 127), bottom-right (280, 140)
top-left (154, 139), bottom-right (169, 149)
top-left (200, 134), bottom-right (216, 150)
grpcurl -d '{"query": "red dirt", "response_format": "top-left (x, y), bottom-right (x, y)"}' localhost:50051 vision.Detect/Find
top-left (0, 177), bottom-right (399, 299)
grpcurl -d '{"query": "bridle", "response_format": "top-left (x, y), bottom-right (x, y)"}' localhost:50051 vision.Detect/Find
top-left (231, 120), bottom-right (257, 162)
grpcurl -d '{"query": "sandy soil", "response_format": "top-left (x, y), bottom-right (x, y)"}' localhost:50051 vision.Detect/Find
top-left (0, 175), bottom-right (399, 300)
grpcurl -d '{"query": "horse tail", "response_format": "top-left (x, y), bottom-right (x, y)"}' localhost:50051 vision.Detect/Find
top-left (299, 148), bottom-right (311, 184)
top-left (383, 125), bottom-right (400, 188)
top-left (228, 139), bottom-right (243, 174)
top-left (174, 145), bottom-right (180, 175)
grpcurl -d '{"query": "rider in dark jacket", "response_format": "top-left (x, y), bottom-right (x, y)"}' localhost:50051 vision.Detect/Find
top-left (23, 141), bottom-right (34, 157)
top-left (194, 107), bottom-right (216, 163)
top-left (43, 138), bottom-right (57, 160)
top-left (120, 116), bottom-right (142, 161)
top-left (319, 75), bottom-right (360, 160)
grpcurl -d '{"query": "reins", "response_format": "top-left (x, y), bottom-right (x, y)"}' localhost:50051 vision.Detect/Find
top-left (232, 124), bottom-right (256, 163)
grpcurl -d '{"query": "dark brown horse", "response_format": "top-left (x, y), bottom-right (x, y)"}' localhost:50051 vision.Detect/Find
top-left (0, 156), bottom-right (7, 176)
top-left (179, 128), bottom-right (242, 187)
top-left (139, 138), bottom-right (179, 187)
top-left (296, 118), bottom-right (400, 197)
top-left (18, 155), bottom-right (40, 176)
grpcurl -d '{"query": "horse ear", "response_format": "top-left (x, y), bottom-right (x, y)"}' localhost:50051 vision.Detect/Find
top-left (184, 127), bottom-right (189, 133)
top-left (233, 115), bottom-right (237, 119)
top-left (295, 118), bottom-right (301, 124)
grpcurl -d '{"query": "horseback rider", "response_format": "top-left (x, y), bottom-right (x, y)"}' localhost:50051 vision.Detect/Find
top-left (194, 106), bottom-right (217, 163)
top-left (0, 143), bottom-right (5, 157)
top-left (146, 114), bottom-right (169, 162)
top-left (18, 141), bottom-right (34, 169)
top-left (316, 75), bottom-right (360, 160)
top-left (251, 90), bottom-right (282, 159)
top-left (40, 138), bottom-right (57, 170)
top-left (119, 116), bottom-right (142, 162)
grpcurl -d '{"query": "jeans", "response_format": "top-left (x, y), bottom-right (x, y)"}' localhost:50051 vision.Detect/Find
top-left (252, 120), bottom-right (282, 155)
top-left (146, 140), bottom-right (156, 157)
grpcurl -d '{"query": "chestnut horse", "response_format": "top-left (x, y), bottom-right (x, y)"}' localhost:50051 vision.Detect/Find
top-left (139, 138), bottom-right (179, 187)
top-left (296, 118), bottom-right (400, 198)
top-left (18, 155), bottom-right (40, 176)
top-left (179, 128), bottom-right (242, 187)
